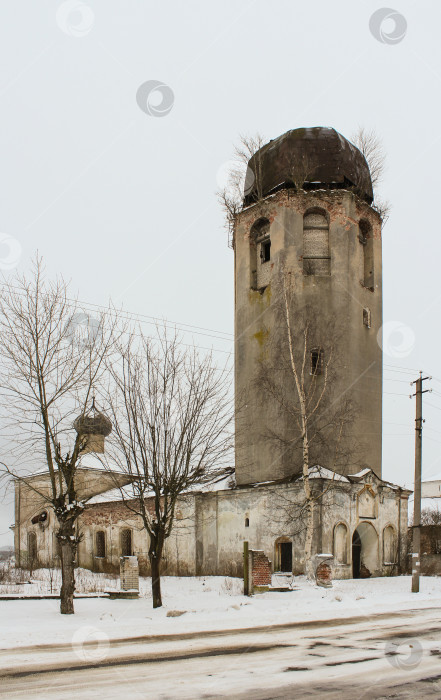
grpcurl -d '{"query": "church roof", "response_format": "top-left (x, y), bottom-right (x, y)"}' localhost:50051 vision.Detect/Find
top-left (245, 126), bottom-right (373, 204)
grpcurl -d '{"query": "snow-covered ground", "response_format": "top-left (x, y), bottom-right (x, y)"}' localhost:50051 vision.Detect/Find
top-left (2, 571), bottom-right (441, 650)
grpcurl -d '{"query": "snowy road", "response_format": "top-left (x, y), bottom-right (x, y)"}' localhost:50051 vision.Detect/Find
top-left (2, 606), bottom-right (441, 698)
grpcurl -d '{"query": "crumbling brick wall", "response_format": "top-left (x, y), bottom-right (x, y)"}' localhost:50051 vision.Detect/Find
top-left (249, 550), bottom-right (271, 591)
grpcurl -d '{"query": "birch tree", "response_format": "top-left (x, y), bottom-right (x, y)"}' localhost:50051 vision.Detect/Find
top-left (257, 270), bottom-right (359, 578)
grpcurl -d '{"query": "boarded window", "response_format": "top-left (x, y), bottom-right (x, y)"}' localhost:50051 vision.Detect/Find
top-left (121, 529), bottom-right (132, 556)
top-left (383, 526), bottom-right (396, 564)
top-left (333, 523), bottom-right (348, 564)
top-left (96, 531), bottom-right (106, 558)
top-left (303, 211), bottom-right (330, 276)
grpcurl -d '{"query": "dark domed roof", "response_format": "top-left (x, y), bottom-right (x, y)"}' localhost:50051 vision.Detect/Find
top-left (74, 402), bottom-right (112, 437)
top-left (245, 127), bottom-right (373, 204)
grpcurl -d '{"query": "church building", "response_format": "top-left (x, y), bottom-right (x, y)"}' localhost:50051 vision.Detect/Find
top-left (12, 127), bottom-right (411, 580)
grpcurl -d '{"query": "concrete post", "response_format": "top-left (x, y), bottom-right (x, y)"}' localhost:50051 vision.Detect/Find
top-left (243, 541), bottom-right (249, 596)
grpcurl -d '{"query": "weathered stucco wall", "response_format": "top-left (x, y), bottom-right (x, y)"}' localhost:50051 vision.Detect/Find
top-left (234, 189), bottom-right (383, 485)
top-left (15, 470), bottom-right (409, 581)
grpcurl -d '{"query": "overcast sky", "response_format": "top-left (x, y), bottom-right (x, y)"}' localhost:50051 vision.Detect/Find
top-left (0, 0), bottom-right (440, 545)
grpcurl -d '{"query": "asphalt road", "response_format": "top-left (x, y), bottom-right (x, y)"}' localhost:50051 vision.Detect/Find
top-left (2, 606), bottom-right (441, 698)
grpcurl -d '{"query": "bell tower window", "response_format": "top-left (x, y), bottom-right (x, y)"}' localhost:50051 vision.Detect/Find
top-left (303, 209), bottom-right (330, 276)
top-left (261, 239), bottom-right (271, 263)
top-left (250, 218), bottom-right (271, 291)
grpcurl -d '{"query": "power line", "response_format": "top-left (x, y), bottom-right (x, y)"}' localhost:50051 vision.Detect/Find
top-left (426, 402), bottom-right (441, 413)
top-left (0, 281), bottom-right (234, 343)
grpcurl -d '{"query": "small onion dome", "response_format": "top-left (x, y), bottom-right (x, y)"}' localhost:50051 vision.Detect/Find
top-left (73, 400), bottom-right (112, 437)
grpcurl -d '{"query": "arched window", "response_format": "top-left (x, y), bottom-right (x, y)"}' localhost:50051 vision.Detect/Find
top-left (359, 219), bottom-right (374, 289)
top-left (28, 532), bottom-right (37, 565)
top-left (250, 218), bottom-right (271, 290)
top-left (333, 523), bottom-right (349, 564)
top-left (383, 525), bottom-right (396, 564)
top-left (245, 517), bottom-right (250, 528)
top-left (96, 531), bottom-right (106, 558)
top-left (121, 529), bottom-right (132, 556)
top-left (303, 210), bottom-right (330, 276)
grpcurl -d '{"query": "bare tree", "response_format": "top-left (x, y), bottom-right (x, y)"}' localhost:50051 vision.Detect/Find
top-left (352, 127), bottom-right (385, 191)
top-left (420, 507), bottom-right (441, 526)
top-left (105, 326), bottom-right (234, 608)
top-left (217, 133), bottom-right (266, 248)
top-left (256, 269), bottom-right (360, 577)
top-left (282, 150), bottom-right (315, 193)
top-left (0, 256), bottom-right (119, 614)
top-left (352, 126), bottom-right (391, 222)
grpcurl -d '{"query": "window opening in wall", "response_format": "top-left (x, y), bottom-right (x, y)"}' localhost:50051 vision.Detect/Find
top-left (250, 218), bottom-right (271, 291)
top-left (121, 528), bottom-right (132, 556)
top-left (310, 348), bottom-right (323, 376)
top-left (96, 531), bottom-right (106, 558)
top-left (31, 511), bottom-right (47, 525)
top-left (260, 240), bottom-right (271, 263)
top-left (245, 517), bottom-right (250, 527)
top-left (359, 220), bottom-right (374, 290)
top-left (363, 308), bottom-right (371, 328)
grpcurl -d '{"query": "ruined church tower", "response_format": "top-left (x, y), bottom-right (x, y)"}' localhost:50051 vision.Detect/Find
top-left (234, 127), bottom-right (382, 485)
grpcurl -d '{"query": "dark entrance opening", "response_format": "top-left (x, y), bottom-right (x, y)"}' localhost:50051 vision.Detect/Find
top-left (280, 542), bottom-right (292, 572)
top-left (352, 530), bottom-right (361, 579)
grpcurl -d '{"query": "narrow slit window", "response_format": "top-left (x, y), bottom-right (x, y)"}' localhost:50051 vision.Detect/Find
top-left (310, 348), bottom-right (323, 376)
top-left (363, 308), bottom-right (371, 328)
top-left (359, 220), bottom-right (374, 289)
top-left (245, 517), bottom-right (250, 528)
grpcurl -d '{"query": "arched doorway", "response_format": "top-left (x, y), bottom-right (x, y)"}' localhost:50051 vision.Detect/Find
top-left (352, 530), bottom-right (361, 578)
top-left (352, 522), bottom-right (379, 578)
top-left (274, 537), bottom-right (293, 572)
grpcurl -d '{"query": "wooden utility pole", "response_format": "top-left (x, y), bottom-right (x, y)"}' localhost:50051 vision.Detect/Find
top-left (411, 371), bottom-right (431, 593)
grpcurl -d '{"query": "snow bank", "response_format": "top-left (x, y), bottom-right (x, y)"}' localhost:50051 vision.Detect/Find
top-left (2, 573), bottom-right (441, 650)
